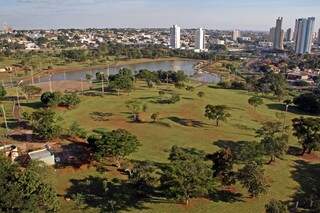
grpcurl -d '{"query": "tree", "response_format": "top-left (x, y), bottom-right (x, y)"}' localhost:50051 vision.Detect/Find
top-left (129, 161), bottom-right (158, 196)
top-left (256, 72), bottom-right (287, 100)
top-left (126, 101), bottom-right (147, 122)
top-left (238, 161), bottom-right (268, 197)
top-left (197, 91), bottom-right (205, 98)
top-left (60, 93), bottom-right (81, 109)
top-left (88, 129), bottom-right (141, 168)
top-left (110, 74), bottom-right (134, 96)
top-left (248, 96), bottom-right (263, 110)
top-left (160, 146), bottom-right (214, 205)
top-left (0, 155), bottom-right (60, 212)
top-left (292, 117), bottom-right (320, 155)
top-left (151, 112), bottom-right (160, 123)
top-left (40, 91), bottom-right (62, 107)
top-left (293, 93), bottom-right (320, 114)
top-left (265, 199), bottom-right (289, 213)
top-left (29, 109), bottom-right (62, 139)
top-left (205, 105), bottom-right (231, 126)
top-left (256, 122), bottom-right (288, 163)
top-left (21, 85), bottom-right (42, 100)
top-left (0, 85), bottom-right (7, 100)
top-left (208, 148), bottom-right (236, 185)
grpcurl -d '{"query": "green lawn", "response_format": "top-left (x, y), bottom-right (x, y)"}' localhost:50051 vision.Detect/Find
top-left (12, 81), bottom-right (318, 213)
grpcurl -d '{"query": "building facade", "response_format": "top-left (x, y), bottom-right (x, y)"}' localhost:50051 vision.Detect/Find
top-left (273, 17), bottom-right (284, 50)
top-left (232, 29), bottom-right (240, 42)
top-left (195, 28), bottom-right (205, 50)
top-left (170, 25), bottom-right (181, 49)
top-left (286, 28), bottom-right (292, 41)
top-left (295, 17), bottom-right (315, 54)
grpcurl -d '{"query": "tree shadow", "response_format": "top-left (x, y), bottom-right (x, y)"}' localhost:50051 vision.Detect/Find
top-left (266, 103), bottom-right (313, 116)
top-left (210, 189), bottom-right (243, 203)
top-left (54, 141), bottom-right (92, 169)
top-left (290, 160), bottom-right (320, 211)
top-left (167, 116), bottom-right (207, 128)
top-left (287, 146), bottom-right (303, 157)
top-left (182, 97), bottom-right (194, 100)
top-left (20, 101), bottom-right (44, 109)
top-left (232, 123), bottom-right (255, 131)
top-left (66, 176), bottom-right (150, 212)
top-left (89, 112), bottom-right (113, 122)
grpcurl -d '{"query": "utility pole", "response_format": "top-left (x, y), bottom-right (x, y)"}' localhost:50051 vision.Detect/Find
top-left (16, 87), bottom-right (20, 108)
top-left (49, 74), bottom-right (53, 92)
top-left (107, 65), bottom-right (110, 87)
top-left (101, 74), bottom-right (105, 96)
top-left (80, 78), bottom-right (84, 95)
top-left (1, 105), bottom-right (8, 137)
top-left (31, 69), bottom-right (34, 85)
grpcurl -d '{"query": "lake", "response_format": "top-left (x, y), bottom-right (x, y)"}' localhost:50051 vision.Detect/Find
top-left (37, 60), bottom-right (220, 84)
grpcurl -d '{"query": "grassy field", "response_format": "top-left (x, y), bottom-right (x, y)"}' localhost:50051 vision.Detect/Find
top-left (8, 80), bottom-right (320, 213)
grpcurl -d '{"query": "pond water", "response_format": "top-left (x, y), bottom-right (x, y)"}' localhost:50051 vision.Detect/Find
top-left (37, 60), bottom-right (220, 83)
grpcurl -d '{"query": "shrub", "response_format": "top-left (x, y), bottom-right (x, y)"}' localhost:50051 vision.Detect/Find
top-left (230, 81), bottom-right (246, 90)
top-left (60, 93), bottom-right (81, 108)
top-left (40, 92), bottom-right (62, 107)
top-left (265, 199), bottom-right (288, 213)
top-left (197, 91), bottom-right (205, 98)
top-left (174, 82), bottom-right (185, 89)
top-left (67, 121), bottom-right (87, 139)
top-left (185, 86), bottom-right (195, 92)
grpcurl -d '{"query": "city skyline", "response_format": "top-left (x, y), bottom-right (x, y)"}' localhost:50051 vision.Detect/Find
top-left (0, 0), bottom-right (319, 31)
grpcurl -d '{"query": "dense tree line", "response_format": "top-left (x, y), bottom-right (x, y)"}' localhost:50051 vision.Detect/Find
top-left (0, 156), bottom-right (59, 212)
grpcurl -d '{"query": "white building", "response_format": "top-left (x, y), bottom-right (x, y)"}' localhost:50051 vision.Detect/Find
top-left (195, 28), bottom-right (205, 51)
top-left (295, 17), bottom-right (316, 54)
top-left (170, 25), bottom-right (181, 49)
top-left (28, 148), bottom-right (55, 166)
top-left (232, 29), bottom-right (241, 42)
top-left (273, 17), bottom-right (284, 50)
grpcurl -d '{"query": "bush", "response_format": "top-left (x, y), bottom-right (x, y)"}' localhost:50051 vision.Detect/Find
top-left (60, 93), bottom-right (81, 108)
top-left (230, 81), bottom-right (246, 90)
top-left (67, 121), bottom-right (87, 139)
top-left (29, 109), bottom-right (62, 139)
top-left (157, 93), bottom-right (180, 104)
top-left (186, 86), bottom-right (195, 92)
top-left (0, 85), bottom-right (7, 100)
top-left (265, 199), bottom-right (288, 213)
top-left (40, 92), bottom-right (62, 107)
top-left (174, 82), bottom-right (185, 89)
top-left (169, 94), bottom-right (180, 104)
top-left (197, 91), bottom-right (205, 98)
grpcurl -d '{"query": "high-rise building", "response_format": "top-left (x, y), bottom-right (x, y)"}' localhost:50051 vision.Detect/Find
top-left (170, 25), bottom-right (181, 49)
top-left (269, 27), bottom-right (275, 42)
top-left (273, 17), bottom-right (284, 50)
top-left (232, 29), bottom-right (241, 42)
top-left (293, 19), bottom-right (299, 41)
top-left (295, 17), bottom-right (315, 54)
top-left (317, 28), bottom-right (320, 45)
top-left (285, 28), bottom-right (292, 41)
top-left (195, 28), bottom-right (205, 50)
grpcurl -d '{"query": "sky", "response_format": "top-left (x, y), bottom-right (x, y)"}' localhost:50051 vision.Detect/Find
top-left (0, 0), bottom-right (319, 31)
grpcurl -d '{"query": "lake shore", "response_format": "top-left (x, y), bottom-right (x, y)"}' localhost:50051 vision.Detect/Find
top-left (32, 57), bottom-right (195, 78)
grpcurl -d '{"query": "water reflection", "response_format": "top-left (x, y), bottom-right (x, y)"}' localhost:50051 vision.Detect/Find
top-left (38, 60), bottom-right (220, 83)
